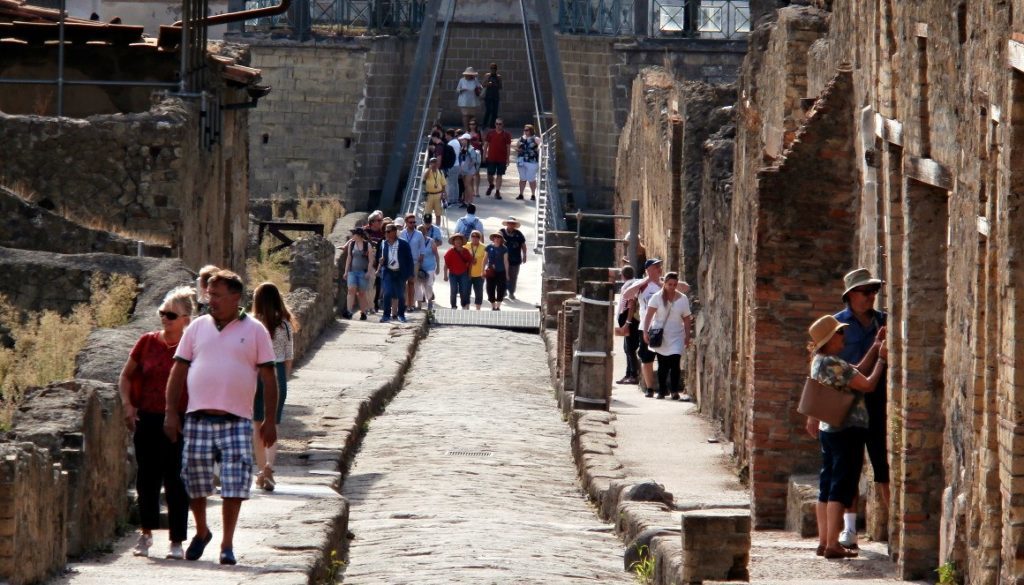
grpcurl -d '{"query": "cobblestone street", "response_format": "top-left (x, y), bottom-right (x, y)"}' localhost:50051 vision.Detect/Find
top-left (341, 326), bottom-right (631, 584)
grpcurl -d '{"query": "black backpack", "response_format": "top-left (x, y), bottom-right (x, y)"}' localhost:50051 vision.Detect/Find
top-left (442, 143), bottom-right (456, 170)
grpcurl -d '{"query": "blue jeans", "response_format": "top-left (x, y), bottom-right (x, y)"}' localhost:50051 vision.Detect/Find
top-left (381, 270), bottom-right (406, 318)
top-left (470, 276), bottom-right (485, 306)
top-left (449, 272), bottom-right (470, 308)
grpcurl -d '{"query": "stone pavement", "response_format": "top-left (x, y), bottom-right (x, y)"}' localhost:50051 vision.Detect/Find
top-left (341, 326), bottom-right (632, 584)
top-left (51, 317), bottom-right (425, 585)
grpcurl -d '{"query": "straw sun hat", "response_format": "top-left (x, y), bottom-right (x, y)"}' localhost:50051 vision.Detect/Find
top-left (808, 315), bottom-right (849, 353)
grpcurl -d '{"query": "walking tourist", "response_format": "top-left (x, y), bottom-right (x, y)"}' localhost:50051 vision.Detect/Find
top-left (459, 132), bottom-right (482, 206)
top-left (444, 233), bottom-right (473, 309)
top-left (422, 157), bottom-right (447, 220)
top-left (499, 217), bottom-right (527, 300)
top-left (515, 124), bottom-right (543, 201)
top-left (454, 203), bottom-right (485, 240)
top-left (481, 62), bottom-right (502, 129)
top-left (621, 258), bottom-right (664, 396)
top-left (119, 286), bottom-right (194, 560)
top-left (196, 264), bottom-right (219, 315)
top-left (429, 123), bottom-right (445, 160)
top-left (443, 128), bottom-right (462, 206)
top-left (365, 211), bottom-right (385, 314)
top-left (416, 223), bottom-right (440, 310)
top-left (164, 270), bottom-right (278, 566)
top-left (831, 268), bottom-right (889, 550)
top-left (803, 314), bottom-right (887, 560)
top-left (456, 66), bottom-right (483, 131)
top-left (614, 265), bottom-right (640, 385)
top-left (399, 213), bottom-right (427, 311)
top-left (483, 118), bottom-right (513, 198)
top-left (641, 272), bottom-right (692, 400)
top-left (467, 116), bottom-right (484, 151)
top-left (485, 232), bottom-right (510, 310)
top-left (375, 222), bottom-right (414, 323)
top-left (342, 227), bottom-right (375, 321)
top-left (251, 282), bottom-right (295, 492)
top-left (422, 213), bottom-right (443, 247)
top-left (467, 230), bottom-right (487, 309)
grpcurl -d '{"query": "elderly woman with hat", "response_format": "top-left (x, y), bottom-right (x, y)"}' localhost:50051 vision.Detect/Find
top-left (499, 217), bottom-right (527, 300)
top-left (456, 66), bottom-right (483, 132)
top-left (484, 232), bottom-right (510, 310)
top-left (443, 232), bottom-right (473, 309)
top-left (805, 314), bottom-right (887, 559)
top-left (342, 226), bottom-right (376, 320)
top-left (515, 124), bottom-right (543, 201)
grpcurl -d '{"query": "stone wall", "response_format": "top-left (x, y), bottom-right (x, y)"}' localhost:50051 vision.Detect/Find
top-left (0, 96), bottom-right (251, 271)
top-left (559, 35), bottom-right (746, 209)
top-left (678, 0), bottom-right (1024, 580)
top-left (0, 186), bottom-right (171, 257)
top-left (0, 442), bottom-right (68, 585)
top-left (287, 235), bottom-right (338, 362)
top-left (6, 380), bottom-right (129, 559)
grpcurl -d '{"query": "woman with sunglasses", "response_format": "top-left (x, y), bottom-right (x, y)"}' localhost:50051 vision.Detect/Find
top-left (118, 286), bottom-right (195, 560)
top-left (251, 282), bottom-right (296, 491)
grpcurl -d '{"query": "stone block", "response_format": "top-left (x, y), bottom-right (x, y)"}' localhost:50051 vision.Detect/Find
top-left (785, 474), bottom-right (819, 537)
top-left (0, 443), bottom-right (68, 585)
top-left (680, 509), bottom-right (751, 583)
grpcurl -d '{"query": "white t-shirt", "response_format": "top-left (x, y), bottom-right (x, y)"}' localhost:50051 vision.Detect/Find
top-left (637, 281), bottom-right (662, 333)
top-left (647, 290), bottom-right (692, 356)
top-left (456, 77), bottom-right (482, 108)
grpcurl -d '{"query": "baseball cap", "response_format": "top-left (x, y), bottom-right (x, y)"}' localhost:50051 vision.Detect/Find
top-left (643, 258), bottom-right (663, 269)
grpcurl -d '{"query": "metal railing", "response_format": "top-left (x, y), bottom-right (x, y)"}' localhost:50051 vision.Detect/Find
top-left (557, 0), bottom-right (750, 39)
top-left (534, 124), bottom-right (566, 252)
top-left (244, 0), bottom-right (426, 32)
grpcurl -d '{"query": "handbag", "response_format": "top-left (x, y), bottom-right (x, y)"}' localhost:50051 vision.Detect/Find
top-left (484, 266), bottom-right (496, 279)
top-left (648, 327), bottom-right (664, 348)
top-left (797, 377), bottom-right (856, 427)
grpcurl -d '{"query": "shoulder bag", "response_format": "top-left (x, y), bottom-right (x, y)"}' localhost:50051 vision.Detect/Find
top-left (797, 377), bottom-right (855, 428)
top-left (647, 292), bottom-right (670, 348)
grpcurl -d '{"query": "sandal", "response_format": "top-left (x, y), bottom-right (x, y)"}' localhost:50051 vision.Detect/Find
top-left (815, 545), bottom-right (825, 557)
top-left (254, 471), bottom-right (266, 490)
top-left (261, 465), bottom-right (276, 492)
top-left (823, 546), bottom-right (857, 559)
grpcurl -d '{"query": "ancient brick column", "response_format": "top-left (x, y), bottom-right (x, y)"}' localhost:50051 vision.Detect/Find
top-left (573, 281), bottom-right (615, 410)
top-left (545, 230), bottom-right (577, 248)
top-left (545, 246), bottom-right (578, 286)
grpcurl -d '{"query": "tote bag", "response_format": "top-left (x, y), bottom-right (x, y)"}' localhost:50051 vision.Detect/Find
top-left (797, 377), bottom-right (855, 428)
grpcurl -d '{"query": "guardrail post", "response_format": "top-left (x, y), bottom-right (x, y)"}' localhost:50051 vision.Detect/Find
top-left (573, 281), bottom-right (615, 410)
top-left (557, 299), bottom-right (582, 415)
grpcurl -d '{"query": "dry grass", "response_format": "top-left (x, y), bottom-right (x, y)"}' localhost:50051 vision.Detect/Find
top-left (248, 190), bottom-right (345, 293)
top-left (0, 273), bottom-right (137, 429)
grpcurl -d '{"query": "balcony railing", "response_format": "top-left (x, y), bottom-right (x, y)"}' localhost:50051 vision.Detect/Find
top-left (243, 0), bottom-right (426, 34)
top-left (557, 0), bottom-right (750, 39)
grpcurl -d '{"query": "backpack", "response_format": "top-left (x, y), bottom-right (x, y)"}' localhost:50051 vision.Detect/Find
top-left (442, 143), bottom-right (457, 170)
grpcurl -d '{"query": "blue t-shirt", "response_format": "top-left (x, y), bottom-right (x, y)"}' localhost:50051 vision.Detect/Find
top-left (833, 307), bottom-right (887, 420)
top-left (421, 242), bottom-right (437, 272)
top-left (485, 244), bottom-right (507, 273)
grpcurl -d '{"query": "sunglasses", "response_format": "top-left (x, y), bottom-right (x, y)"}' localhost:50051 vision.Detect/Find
top-left (851, 286), bottom-right (880, 296)
top-left (159, 310), bottom-right (180, 320)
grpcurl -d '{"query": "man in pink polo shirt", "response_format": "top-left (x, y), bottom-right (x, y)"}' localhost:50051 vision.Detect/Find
top-left (164, 270), bottom-right (278, 566)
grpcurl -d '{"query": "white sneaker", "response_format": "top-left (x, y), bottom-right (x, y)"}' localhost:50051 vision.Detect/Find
top-left (166, 542), bottom-right (184, 560)
top-left (838, 528), bottom-right (857, 548)
top-left (132, 533), bottom-right (153, 557)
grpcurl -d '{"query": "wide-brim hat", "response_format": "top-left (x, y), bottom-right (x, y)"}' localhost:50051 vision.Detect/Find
top-left (449, 233), bottom-right (466, 245)
top-left (463, 67), bottom-right (478, 76)
top-left (502, 216), bottom-right (520, 227)
top-left (842, 268), bottom-right (884, 300)
top-left (489, 232), bottom-right (505, 242)
top-left (809, 315), bottom-right (849, 352)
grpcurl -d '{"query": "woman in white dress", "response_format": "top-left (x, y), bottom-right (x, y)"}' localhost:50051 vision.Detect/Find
top-left (641, 272), bottom-right (693, 400)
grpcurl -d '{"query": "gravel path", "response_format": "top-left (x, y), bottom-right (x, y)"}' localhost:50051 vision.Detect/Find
top-left (341, 326), bottom-right (632, 584)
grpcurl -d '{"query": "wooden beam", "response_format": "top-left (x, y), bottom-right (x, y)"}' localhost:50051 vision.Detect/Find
top-left (874, 113), bottom-right (903, 146)
top-left (904, 156), bottom-right (953, 190)
top-left (1008, 39), bottom-right (1024, 73)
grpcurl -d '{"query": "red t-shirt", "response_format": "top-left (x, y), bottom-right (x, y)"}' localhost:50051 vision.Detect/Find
top-left (444, 247), bottom-right (473, 275)
top-left (484, 129), bottom-right (512, 163)
top-left (129, 331), bottom-right (188, 414)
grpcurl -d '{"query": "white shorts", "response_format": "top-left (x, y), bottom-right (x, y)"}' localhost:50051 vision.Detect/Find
top-left (517, 161), bottom-right (539, 182)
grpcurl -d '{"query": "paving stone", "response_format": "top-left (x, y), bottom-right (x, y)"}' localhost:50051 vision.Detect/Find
top-left (341, 326), bottom-right (632, 584)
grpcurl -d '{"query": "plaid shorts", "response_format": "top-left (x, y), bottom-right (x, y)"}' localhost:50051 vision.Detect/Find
top-left (182, 413), bottom-right (254, 499)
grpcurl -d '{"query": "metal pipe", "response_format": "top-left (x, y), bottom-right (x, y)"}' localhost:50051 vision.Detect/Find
top-left (0, 79), bottom-right (181, 87)
top-left (57, 0), bottom-right (65, 116)
top-left (172, 0), bottom-right (291, 27)
top-left (518, 0), bottom-right (544, 132)
top-left (578, 236), bottom-right (628, 242)
top-left (179, 0), bottom-right (189, 94)
top-left (575, 211), bottom-right (632, 220)
top-left (628, 199), bottom-right (639, 269)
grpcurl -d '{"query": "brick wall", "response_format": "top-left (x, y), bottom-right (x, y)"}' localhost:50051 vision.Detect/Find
top-left (0, 443), bottom-right (67, 585)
